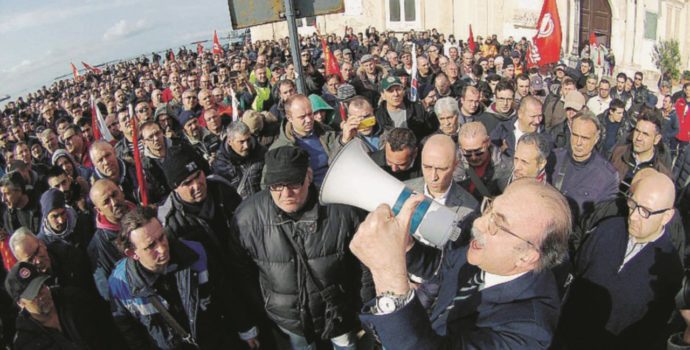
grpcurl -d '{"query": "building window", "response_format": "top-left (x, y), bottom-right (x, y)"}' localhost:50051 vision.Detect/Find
top-left (387, 0), bottom-right (419, 29)
top-left (644, 11), bottom-right (657, 40)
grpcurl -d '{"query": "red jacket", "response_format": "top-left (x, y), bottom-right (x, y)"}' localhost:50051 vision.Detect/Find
top-left (674, 98), bottom-right (690, 141)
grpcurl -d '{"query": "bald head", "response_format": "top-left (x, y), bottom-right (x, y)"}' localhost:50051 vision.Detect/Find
top-left (632, 171), bottom-right (675, 209)
top-left (458, 121), bottom-right (488, 141)
top-left (90, 179), bottom-right (129, 223)
top-left (421, 134), bottom-right (459, 197)
top-left (627, 169), bottom-right (675, 242)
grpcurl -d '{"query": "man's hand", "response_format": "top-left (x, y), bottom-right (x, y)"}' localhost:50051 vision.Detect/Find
top-left (340, 116), bottom-right (360, 144)
top-left (349, 194), bottom-right (424, 295)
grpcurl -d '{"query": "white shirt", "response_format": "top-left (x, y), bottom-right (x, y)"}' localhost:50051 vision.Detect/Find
top-left (480, 271), bottom-right (527, 291)
top-left (586, 95), bottom-right (613, 116)
top-left (513, 119), bottom-right (526, 147)
top-left (618, 230), bottom-right (665, 271)
top-left (424, 184), bottom-right (451, 205)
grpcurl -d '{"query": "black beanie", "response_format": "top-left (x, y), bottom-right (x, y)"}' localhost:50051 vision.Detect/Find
top-left (40, 188), bottom-right (65, 219)
top-left (160, 145), bottom-right (207, 189)
top-left (264, 146), bottom-right (310, 186)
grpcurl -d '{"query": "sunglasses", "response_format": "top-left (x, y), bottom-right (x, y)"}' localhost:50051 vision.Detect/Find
top-left (462, 148), bottom-right (486, 158)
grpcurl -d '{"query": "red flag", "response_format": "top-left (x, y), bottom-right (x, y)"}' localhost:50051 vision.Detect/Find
top-left (197, 43), bottom-right (204, 54)
top-left (320, 36), bottom-right (343, 80)
top-left (213, 31), bottom-right (223, 55)
top-left (589, 32), bottom-right (597, 47)
top-left (81, 61), bottom-right (101, 74)
top-left (70, 63), bottom-right (80, 80)
top-left (468, 25), bottom-right (476, 53)
top-left (168, 51), bottom-right (175, 61)
top-left (526, 0), bottom-right (562, 67)
top-left (91, 100), bottom-right (101, 141)
top-left (128, 104), bottom-right (149, 206)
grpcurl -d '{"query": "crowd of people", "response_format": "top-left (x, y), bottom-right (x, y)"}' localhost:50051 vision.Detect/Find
top-left (0, 24), bottom-right (689, 349)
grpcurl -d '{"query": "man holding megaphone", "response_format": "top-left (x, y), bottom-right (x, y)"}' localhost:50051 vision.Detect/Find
top-left (352, 179), bottom-right (571, 350)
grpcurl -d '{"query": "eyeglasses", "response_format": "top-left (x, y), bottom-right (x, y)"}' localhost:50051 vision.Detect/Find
top-left (269, 183), bottom-right (303, 192)
top-left (136, 108), bottom-right (149, 113)
top-left (461, 148), bottom-right (485, 158)
top-left (626, 196), bottom-right (672, 219)
top-left (480, 197), bottom-right (538, 250)
top-left (495, 97), bottom-right (513, 103)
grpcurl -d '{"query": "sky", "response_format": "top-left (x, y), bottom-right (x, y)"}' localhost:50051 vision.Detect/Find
top-left (0, 0), bottom-right (240, 102)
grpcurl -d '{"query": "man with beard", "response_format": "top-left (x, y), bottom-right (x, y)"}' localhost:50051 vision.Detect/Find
top-left (212, 121), bottom-right (266, 199)
top-left (511, 132), bottom-right (551, 183)
top-left (454, 122), bottom-right (512, 201)
top-left (491, 96), bottom-right (546, 158)
top-left (352, 179), bottom-right (571, 349)
top-left (87, 179), bottom-right (134, 300)
top-left (109, 207), bottom-right (259, 349)
top-left (477, 80), bottom-right (516, 134)
top-left (89, 141), bottom-right (139, 203)
top-left (37, 189), bottom-right (92, 252)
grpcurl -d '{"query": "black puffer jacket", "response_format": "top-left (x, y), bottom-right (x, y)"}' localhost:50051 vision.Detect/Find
top-left (212, 137), bottom-right (266, 199)
top-left (230, 189), bottom-right (373, 342)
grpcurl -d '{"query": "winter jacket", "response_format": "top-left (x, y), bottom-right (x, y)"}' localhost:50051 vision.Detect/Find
top-left (476, 103), bottom-right (516, 134)
top-left (549, 148), bottom-right (620, 220)
top-left (38, 206), bottom-right (92, 253)
top-left (230, 189), bottom-right (372, 342)
top-left (2, 196), bottom-right (41, 235)
top-left (543, 94), bottom-right (566, 129)
top-left (109, 239), bottom-right (255, 350)
top-left (212, 137), bottom-right (266, 199)
top-left (90, 159), bottom-right (140, 204)
top-left (309, 94), bottom-right (339, 132)
top-left (674, 98), bottom-right (690, 142)
top-left (597, 109), bottom-right (635, 158)
top-left (609, 143), bottom-right (672, 189)
top-left (490, 117), bottom-right (550, 158)
top-left (14, 287), bottom-right (117, 350)
top-left (452, 145), bottom-right (512, 201)
top-left (374, 100), bottom-right (438, 141)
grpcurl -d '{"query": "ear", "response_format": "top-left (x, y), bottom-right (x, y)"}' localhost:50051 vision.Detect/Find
top-left (653, 133), bottom-right (662, 146)
top-left (516, 248), bottom-right (540, 269)
top-left (124, 247), bottom-right (138, 260)
top-left (660, 208), bottom-right (675, 228)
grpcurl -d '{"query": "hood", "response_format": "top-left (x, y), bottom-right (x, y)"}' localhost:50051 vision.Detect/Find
top-left (39, 206), bottom-right (77, 239)
top-left (308, 94), bottom-right (335, 123)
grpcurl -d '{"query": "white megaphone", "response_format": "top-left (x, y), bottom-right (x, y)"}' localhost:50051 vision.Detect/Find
top-left (320, 138), bottom-right (463, 248)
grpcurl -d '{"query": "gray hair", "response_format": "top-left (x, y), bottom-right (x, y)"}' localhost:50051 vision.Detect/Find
top-left (226, 120), bottom-right (251, 141)
top-left (434, 97), bottom-right (460, 118)
top-left (572, 111), bottom-right (602, 132)
top-left (9, 227), bottom-right (37, 258)
top-left (517, 132), bottom-right (552, 164)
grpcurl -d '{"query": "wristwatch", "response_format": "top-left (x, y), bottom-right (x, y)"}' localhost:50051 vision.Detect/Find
top-left (375, 290), bottom-right (414, 315)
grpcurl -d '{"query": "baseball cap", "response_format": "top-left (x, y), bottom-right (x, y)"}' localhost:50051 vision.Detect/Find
top-left (564, 91), bottom-right (586, 111)
top-left (381, 76), bottom-right (403, 91)
top-left (5, 261), bottom-right (50, 301)
top-left (554, 63), bottom-right (567, 71)
top-left (360, 54), bottom-right (375, 64)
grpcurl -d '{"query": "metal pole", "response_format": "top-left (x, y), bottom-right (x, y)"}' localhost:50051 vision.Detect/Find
top-left (283, 0), bottom-right (307, 94)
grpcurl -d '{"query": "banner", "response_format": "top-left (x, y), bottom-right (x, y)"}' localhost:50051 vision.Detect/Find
top-left (526, 0), bottom-right (562, 67)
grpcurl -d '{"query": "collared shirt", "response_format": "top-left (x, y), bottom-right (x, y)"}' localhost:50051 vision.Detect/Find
top-left (618, 230), bottom-right (665, 271)
top-left (513, 119), bottom-right (526, 147)
top-left (424, 183), bottom-right (451, 205)
top-left (480, 271), bottom-right (527, 291)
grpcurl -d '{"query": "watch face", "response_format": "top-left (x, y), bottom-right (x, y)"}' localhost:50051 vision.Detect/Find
top-left (377, 296), bottom-right (397, 313)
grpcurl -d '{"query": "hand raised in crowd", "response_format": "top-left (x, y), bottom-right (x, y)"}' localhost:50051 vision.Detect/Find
top-left (340, 116), bottom-right (360, 144)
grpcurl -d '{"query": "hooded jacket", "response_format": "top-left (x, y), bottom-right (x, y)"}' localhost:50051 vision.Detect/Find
top-left (309, 94), bottom-right (339, 131)
top-left (38, 206), bottom-right (91, 252)
top-left (212, 137), bottom-right (266, 199)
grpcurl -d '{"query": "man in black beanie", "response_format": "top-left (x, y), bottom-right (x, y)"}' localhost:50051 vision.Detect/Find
top-left (230, 145), bottom-right (373, 349)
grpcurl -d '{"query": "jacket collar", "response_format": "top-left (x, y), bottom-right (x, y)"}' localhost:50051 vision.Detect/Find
top-left (126, 238), bottom-right (199, 297)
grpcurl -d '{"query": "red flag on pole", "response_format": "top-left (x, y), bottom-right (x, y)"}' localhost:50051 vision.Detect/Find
top-left (91, 100), bottom-right (101, 141)
top-left (197, 43), bottom-right (204, 54)
top-left (81, 61), bottom-right (102, 74)
top-left (468, 25), bottom-right (476, 53)
top-left (319, 36), bottom-right (343, 80)
top-left (169, 50), bottom-right (175, 61)
top-left (213, 31), bottom-right (223, 55)
top-left (128, 104), bottom-right (149, 206)
top-left (526, 0), bottom-right (562, 68)
top-left (70, 63), bottom-right (80, 80)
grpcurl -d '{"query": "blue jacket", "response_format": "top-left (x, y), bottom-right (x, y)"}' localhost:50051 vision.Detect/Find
top-left (360, 242), bottom-right (562, 350)
top-left (549, 148), bottom-right (619, 220)
top-left (109, 239), bottom-right (254, 349)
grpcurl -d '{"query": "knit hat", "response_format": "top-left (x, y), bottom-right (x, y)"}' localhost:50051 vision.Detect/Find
top-left (241, 111), bottom-right (264, 134)
top-left (336, 84), bottom-right (357, 101)
top-left (177, 110), bottom-right (197, 127)
top-left (264, 146), bottom-right (310, 186)
top-left (51, 149), bottom-right (75, 167)
top-left (160, 145), bottom-right (207, 189)
top-left (5, 261), bottom-right (50, 301)
top-left (40, 188), bottom-right (66, 219)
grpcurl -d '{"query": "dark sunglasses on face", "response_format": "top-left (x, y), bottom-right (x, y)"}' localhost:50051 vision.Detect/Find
top-left (462, 148), bottom-right (485, 158)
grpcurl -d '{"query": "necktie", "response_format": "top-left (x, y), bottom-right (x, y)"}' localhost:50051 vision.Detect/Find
top-left (453, 270), bottom-right (485, 301)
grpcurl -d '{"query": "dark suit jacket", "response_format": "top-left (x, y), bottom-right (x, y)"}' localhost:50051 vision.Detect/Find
top-left (360, 243), bottom-right (562, 350)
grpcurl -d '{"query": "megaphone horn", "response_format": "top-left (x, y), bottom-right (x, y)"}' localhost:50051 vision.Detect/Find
top-left (320, 138), bottom-right (462, 248)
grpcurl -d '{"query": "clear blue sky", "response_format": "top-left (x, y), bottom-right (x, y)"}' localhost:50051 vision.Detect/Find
top-left (0, 0), bottom-right (237, 101)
